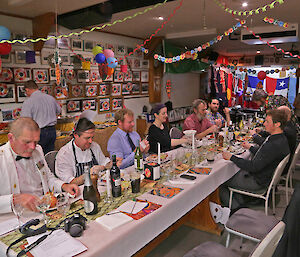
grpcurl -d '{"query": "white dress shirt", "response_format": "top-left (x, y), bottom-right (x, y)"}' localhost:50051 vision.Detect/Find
top-left (55, 140), bottom-right (110, 183)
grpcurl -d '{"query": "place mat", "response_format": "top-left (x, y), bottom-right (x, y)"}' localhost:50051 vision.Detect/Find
top-left (122, 200), bottom-right (162, 220)
top-left (149, 185), bottom-right (183, 199)
top-left (187, 167), bottom-right (212, 175)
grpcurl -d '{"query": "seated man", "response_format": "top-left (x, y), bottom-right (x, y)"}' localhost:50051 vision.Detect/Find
top-left (251, 106), bottom-right (297, 175)
top-left (107, 109), bottom-right (149, 169)
top-left (206, 98), bottom-right (231, 127)
top-left (183, 99), bottom-right (218, 140)
top-left (56, 118), bottom-right (111, 185)
top-left (221, 110), bottom-right (290, 210)
top-left (0, 117), bottom-right (79, 214)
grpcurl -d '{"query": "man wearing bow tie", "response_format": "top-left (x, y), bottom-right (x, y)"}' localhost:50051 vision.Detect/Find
top-left (0, 117), bottom-right (79, 214)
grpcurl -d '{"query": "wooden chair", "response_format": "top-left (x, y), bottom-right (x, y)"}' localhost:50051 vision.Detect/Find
top-left (45, 150), bottom-right (58, 176)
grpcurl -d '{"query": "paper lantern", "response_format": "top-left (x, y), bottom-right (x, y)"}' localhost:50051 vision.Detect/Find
top-left (92, 46), bottom-right (103, 56)
top-left (103, 49), bottom-right (114, 58)
top-left (0, 43), bottom-right (11, 55)
top-left (0, 26), bottom-right (11, 41)
top-left (95, 53), bottom-right (106, 64)
top-left (257, 71), bottom-right (266, 80)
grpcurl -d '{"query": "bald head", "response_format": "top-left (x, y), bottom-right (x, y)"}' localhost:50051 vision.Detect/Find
top-left (10, 117), bottom-right (40, 138)
top-left (277, 106), bottom-right (291, 121)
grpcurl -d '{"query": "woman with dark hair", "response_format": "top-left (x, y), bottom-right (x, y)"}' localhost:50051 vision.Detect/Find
top-left (148, 104), bottom-right (189, 153)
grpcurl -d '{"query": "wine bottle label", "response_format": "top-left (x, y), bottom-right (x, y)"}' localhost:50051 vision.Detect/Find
top-left (84, 200), bottom-right (94, 213)
top-left (113, 178), bottom-right (121, 186)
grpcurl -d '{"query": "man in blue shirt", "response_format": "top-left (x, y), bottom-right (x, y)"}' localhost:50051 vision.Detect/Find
top-left (206, 98), bottom-right (231, 127)
top-left (107, 109), bottom-right (149, 169)
top-left (21, 80), bottom-right (61, 154)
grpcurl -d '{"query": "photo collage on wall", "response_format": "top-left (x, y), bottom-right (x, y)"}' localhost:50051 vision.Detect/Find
top-left (0, 39), bottom-right (149, 117)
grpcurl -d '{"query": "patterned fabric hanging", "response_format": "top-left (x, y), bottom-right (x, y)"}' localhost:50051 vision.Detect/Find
top-left (166, 80), bottom-right (172, 99)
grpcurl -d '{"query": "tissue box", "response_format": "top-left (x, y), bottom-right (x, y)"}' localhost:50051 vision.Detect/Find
top-left (144, 162), bottom-right (160, 180)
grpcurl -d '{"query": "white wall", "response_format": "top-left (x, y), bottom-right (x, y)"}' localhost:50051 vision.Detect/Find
top-left (161, 72), bottom-right (201, 108)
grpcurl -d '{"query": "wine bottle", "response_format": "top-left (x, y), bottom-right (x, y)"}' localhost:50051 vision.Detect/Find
top-left (110, 155), bottom-right (121, 197)
top-left (134, 141), bottom-right (143, 172)
top-left (83, 166), bottom-right (98, 215)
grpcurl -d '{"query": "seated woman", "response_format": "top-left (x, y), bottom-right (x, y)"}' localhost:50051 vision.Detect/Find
top-left (148, 103), bottom-right (189, 153)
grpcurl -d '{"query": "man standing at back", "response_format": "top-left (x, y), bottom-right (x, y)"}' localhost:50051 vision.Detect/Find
top-left (21, 80), bottom-right (61, 154)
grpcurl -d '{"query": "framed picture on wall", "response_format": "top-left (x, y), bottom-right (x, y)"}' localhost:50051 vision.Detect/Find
top-left (111, 83), bottom-right (121, 96)
top-left (66, 100), bottom-right (81, 113)
top-left (16, 84), bottom-right (27, 102)
top-left (141, 71), bottom-right (149, 82)
top-left (114, 70), bottom-right (123, 82)
top-left (70, 84), bottom-right (84, 98)
top-left (131, 83), bottom-right (140, 94)
top-left (99, 97), bottom-right (110, 113)
top-left (39, 84), bottom-right (53, 96)
top-left (54, 84), bottom-right (68, 99)
top-left (123, 71), bottom-right (133, 82)
top-left (0, 68), bottom-right (13, 82)
top-left (40, 50), bottom-right (52, 65)
top-left (85, 84), bottom-right (98, 97)
top-left (99, 84), bottom-right (110, 96)
top-left (89, 69), bottom-right (101, 83)
top-left (132, 71), bottom-right (140, 82)
top-left (2, 110), bottom-right (14, 122)
top-left (141, 83), bottom-right (149, 94)
top-left (126, 58), bottom-right (134, 69)
top-left (14, 68), bottom-right (31, 83)
top-left (133, 58), bottom-right (141, 69)
top-left (0, 83), bottom-right (16, 103)
top-left (141, 60), bottom-right (149, 69)
top-left (84, 40), bottom-right (94, 52)
top-left (49, 68), bottom-right (62, 81)
top-left (122, 83), bottom-right (132, 95)
top-left (33, 69), bottom-right (49, 83)
top-left (71, 39), bottom-right (83, 51)
top-left (58, 38), bottom-right (70, 49)
top-left (60, 53), bottom-right (70, 65)
top-left (64, 68), bottom-right (76, 81)
top-left (126, 46), bottom-right (134, 55)
top-left (82, 99), bottom-right (97, 111)
top-left (111, 97), bottom-right (123, 111)
top-left (77, 70), bottom-right (90, 83)
top-left (1, 53), bottom-right (11, 63)
top-left (43, 36), bottom-right (55, 48)
top-left (117, 45), bottom-right (126, 55)
top-left (15, 50), bottom-right (27, 64)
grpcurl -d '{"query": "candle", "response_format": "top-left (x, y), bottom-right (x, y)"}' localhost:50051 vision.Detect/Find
top-left (106, 169), bottom-right (112, 198)
top-left (157, 142), bottom-right (161, 165)
top-left (192, 133), bottom-right (195, 150)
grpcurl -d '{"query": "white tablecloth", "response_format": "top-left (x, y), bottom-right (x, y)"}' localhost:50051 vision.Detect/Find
top-left (0, 149), bottom-right (249, 257)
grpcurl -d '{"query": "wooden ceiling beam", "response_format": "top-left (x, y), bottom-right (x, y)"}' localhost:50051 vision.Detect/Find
top-left (32, 12), bottom-right (55, 52)
top-left (144, 36), bottom-right (164, 59)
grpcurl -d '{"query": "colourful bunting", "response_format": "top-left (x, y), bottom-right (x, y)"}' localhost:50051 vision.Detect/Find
top-left (263, 17), bottom-right (288, 27)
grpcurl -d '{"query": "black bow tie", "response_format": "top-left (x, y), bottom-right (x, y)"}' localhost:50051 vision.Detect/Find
top-left (16, 156), bottom-right (30, 161)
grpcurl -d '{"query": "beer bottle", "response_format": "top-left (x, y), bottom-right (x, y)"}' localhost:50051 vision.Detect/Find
top-left (134, 141), bottom-right (143, 172)
top-left (83, 166), bottom-right (98, 215)
top-left (110, 155), bottom-right (121, 197)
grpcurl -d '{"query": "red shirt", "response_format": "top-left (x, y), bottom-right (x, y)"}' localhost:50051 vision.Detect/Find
top-left (183, 113), bottom-right (212, 134)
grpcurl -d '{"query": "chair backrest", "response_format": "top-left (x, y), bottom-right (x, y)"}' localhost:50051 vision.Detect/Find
top-left (45, 150), bottom-right (58, 175)
top-left (169, 127), bottom-right (183, 139)
top-left (286, 142), bottom-right (300, 175)
top-left (250, 221), bottom-right (285, 257)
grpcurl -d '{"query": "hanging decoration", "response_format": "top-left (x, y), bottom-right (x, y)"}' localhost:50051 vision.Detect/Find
top-left (213, 0), bottom-right (284, 16)
top-left (166, 80), bottom-right (172, 99)
top-left (257, 71), bottom-right (267, 80)
top-left (0, 0), bottom-right (168, 44)
top-left (150, 20), bottom-right (245, 63)
top-left (263, 17), bottom-right (288, 27)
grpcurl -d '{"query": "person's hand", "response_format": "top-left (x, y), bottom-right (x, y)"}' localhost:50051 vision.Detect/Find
top-left (140, 139), bottom-right (150, 153)
top-left (215, 119), bottom-right (222, 128)
top-left (222, 151), bottom-right (232, 160)
top-left (62, 183), bottom-right (80, 197)
top-left (208, 125), bottom-right (218, 133)
top-left (90, 165), bottom-right (105, 175)
top-left (13, 193), bottom-right (39, 212)
top-left (224, 107), bottom-right (230, 115)
top-left (242, 142), bottom-right (251, 149)
top-left (249, 129), bottom-right (257, 136)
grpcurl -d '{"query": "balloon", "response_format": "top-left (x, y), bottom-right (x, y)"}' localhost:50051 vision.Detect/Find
top-left (107, 67), bottom-right (114, 76)
top-left (92, 46), bottom-right (103, 56)
top-left (103, 49), bottom-right (114, 58)
top-left (107, 57), bottom-right (118, 68)
top-left (98, 63), bottom-right (108, 80)
top-left (0, 43), bottom-right (12, 55)
top-left (257, 71), bottom-right (266, 80)
top-left (95, 53), bottom-right (106, 64)
top-left (0, 26), bottom-right (11, 41)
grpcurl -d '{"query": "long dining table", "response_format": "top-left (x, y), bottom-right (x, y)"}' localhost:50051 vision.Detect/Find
top-left (0, 144), bottom-right (249, 257)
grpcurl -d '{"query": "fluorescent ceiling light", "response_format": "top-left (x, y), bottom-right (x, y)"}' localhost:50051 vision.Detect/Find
top-left (166, 28), bottom-right (217, 39)
top-left (242, 2), bottom-right (248, 7)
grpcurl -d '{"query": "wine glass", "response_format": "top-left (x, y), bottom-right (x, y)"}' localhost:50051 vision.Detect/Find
top-left (56, 193), bottom-right (70, 216)
top-left (12, 202), bottom-right (24, 229)
top-left (36, 194), bottom-right (51, 225)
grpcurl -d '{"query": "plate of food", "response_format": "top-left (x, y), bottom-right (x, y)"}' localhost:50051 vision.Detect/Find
top-left (146, 153), bottom-right (168, 162)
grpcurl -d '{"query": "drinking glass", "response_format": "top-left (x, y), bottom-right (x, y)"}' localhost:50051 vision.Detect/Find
top-left (56, 193), bottom-right (70, 216)
top-left (12, 202), bottom-right (24, 229)
top-left (36, 194), bottom-right (51, 224)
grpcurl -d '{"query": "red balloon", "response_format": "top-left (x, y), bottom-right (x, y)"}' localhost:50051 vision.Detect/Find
top-left (257, 71), bottom-right (266, 80)
top-left (0, 43), bottom-right (12, 55)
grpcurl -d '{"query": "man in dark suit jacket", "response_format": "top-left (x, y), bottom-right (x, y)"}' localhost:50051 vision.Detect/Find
top-left (251, 106), bottom-right (297, 175)
top-left (220, 110), bottom-right (290, 209)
